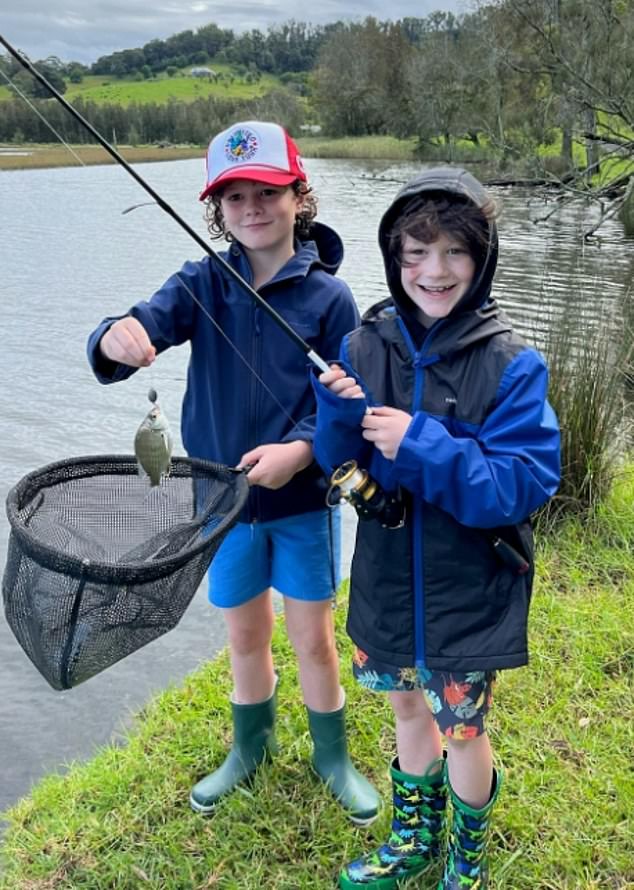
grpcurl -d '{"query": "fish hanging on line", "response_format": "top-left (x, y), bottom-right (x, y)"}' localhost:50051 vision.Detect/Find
top-left (134, 388), bottom-right (173, 486)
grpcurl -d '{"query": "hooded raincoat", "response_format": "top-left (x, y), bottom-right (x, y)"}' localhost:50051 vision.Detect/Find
top-left (87, 222), bottom-right (360, 523)
top-left (313, 168), bottom-right (560, 671)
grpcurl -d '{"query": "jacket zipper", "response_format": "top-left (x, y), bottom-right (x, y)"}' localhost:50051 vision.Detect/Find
top-left (412, 349), bottom-right (427, 668)
top-left (397, 318), bottom-right (445, 669)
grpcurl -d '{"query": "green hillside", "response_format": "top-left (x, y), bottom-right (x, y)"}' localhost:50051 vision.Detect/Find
top-left (0, 65), bottom-right (283, 106)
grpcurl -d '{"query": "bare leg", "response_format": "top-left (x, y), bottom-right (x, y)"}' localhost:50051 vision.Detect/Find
top-left (283, 597), bottom-right (341, 712)
top-left (389, 689), bottom-right (444, 774)
top-left (223, 588), bottom-right (276, 703)
top-left (446, 733), bottom-right (493, 808)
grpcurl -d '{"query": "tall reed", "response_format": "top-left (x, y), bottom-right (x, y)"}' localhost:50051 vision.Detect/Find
top-left (536, 292), bottom-right (632, 527)
top-left (622, 285), bottom-right (634, 392)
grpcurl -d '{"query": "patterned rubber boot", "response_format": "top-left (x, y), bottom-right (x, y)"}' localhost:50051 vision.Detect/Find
top-left (437, 769), bottom-right (502, 890)
top-left (306, 695), bottom-right (381, 826)
top-left (189, 687), bottom-right (277, 814)
top-left (339, 755), bottom-right (447, 889)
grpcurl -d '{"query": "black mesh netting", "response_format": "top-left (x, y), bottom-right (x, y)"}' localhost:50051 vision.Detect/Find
top-left (2, 455), bottom-right (249, 690)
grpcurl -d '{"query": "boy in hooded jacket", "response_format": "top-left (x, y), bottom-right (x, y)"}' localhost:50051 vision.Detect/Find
top-left (312, 167), bottom-right (560, 889)
top-left (87, 121), bottom-right (379, 825)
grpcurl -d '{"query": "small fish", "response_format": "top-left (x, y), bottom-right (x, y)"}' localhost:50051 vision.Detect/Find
top-left (134, 391), bottom-right (173, 486)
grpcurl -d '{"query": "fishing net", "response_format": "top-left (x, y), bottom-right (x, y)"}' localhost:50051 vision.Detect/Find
top-left (2, 455), bottom-right (248, 690)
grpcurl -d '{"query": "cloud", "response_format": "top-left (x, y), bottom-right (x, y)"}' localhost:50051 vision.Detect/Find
top-left (0, 0), bottom-right (464, 64)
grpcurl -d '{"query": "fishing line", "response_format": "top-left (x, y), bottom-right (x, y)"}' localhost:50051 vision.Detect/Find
top-left (118, 199), bottom-right (299, 424)
top-left (0, 33), bottom-right (330, 376)
top-left (0, 68), bottom-right (85, 165)
top-left (166, 270), bottom-right (299, 427)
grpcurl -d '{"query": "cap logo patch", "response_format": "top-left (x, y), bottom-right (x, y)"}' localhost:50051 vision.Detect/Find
top-left (224, 127), bottom-right (259, 165)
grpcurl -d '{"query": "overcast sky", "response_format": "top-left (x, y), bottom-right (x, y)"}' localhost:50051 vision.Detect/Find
top-left (0, 0), bottom-right (466, 65)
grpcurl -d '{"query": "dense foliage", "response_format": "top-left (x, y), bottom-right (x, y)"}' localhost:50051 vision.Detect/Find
top-left (0, 91), bottom-right (304, 147)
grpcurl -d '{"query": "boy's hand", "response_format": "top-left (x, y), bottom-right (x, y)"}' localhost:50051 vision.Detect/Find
top-left (361, 406), bottom-right (412, 460)
top-left (238, 441), bottom-right (313, 489)
top-left (319, 364), bottom-right (365, 399)
top-left (100, 317), bottom-right (156, 367)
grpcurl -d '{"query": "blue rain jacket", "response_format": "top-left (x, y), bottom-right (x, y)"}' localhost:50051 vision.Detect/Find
top-left (87, 223), bottom-right (360, 522)
top-left (312, 169), bottom-right (561, 671)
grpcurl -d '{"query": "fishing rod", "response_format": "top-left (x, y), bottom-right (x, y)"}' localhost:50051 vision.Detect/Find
top-left (0, 33), bottom-right (329, 374)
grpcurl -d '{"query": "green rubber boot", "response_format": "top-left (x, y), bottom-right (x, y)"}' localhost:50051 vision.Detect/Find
top-left (189, 687), bottom-right (277, 814)
top-left (307, 695), bottom-right (381, 826)
top-left (437, 769), bottom-right (502, 890)
top-left (339, 756), bottom-right (447, 889)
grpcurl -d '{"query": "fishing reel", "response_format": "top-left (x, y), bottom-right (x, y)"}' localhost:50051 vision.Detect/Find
top-left (326, 460), bottom-right (405, 529)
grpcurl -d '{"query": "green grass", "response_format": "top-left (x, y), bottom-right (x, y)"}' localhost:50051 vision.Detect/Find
top-left (0, 143), bottom-right (204, 170)
top-left (297, 135), bottom-right (418, 161)
top-left (0, 136), bottom-right (418, 171)
top-left (0, 67), bottom-right (281, 107)
top-left (1, 465), bottom-right (632, 889)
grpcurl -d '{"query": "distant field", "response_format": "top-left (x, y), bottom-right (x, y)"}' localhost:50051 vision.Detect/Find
top-left (0, 65), bottom-right (281, 106)
top-left (0, 143), bottom-right (204, 169)
top-left (0, 137), bottom-right (423, 170)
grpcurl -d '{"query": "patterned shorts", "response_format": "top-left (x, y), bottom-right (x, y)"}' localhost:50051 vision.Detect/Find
top-left (352, 648), bottom-right (496, 739)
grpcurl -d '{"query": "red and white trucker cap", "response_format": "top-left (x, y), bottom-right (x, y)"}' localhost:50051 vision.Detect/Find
top-left (200, 120), bottom-right (307, 200)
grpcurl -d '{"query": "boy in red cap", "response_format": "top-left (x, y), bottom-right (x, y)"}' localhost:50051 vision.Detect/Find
top-left (87, 120), bottom-right (379, 824)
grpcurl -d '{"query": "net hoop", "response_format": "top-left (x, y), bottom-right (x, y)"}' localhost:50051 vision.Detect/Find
top-left (5, 455), bottom-right (249, 584)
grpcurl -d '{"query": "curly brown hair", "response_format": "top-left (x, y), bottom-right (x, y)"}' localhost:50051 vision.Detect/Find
top-left (204, 180), bottom-right (318, 242)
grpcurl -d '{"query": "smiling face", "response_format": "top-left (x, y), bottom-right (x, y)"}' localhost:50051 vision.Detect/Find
top-left (399, 231), bottom-right (476, 323)
top-left (218, 179), bottom-right (303, 259)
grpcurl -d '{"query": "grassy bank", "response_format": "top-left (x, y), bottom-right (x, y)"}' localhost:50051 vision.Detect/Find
top-left (0, 136), bottom-right (420, 171)
top-left (1, 463), bottom-right (632, 889)
top-left (0, 143), bottom-right (204, 170)
top-left (298, 135), bottom-right (418, 161)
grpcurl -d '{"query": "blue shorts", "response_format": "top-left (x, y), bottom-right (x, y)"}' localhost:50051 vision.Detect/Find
top-left (207, 508), bottom-right (341, 608)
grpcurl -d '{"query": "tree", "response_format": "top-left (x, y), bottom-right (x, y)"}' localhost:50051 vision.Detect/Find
top-left (264, 21), bottom-right (327, 73)
top-left (12, 63), bottom-right (67, 98)
top-left (479, 0), bottom-right (634, 231)
top-left (67, 64), bottom-right (86, 83)
top-left (403, 16), bottom-right (480, 154)
top-left (457, 6), bottom-right (552, 168)
top-left (313, 19), bottom-right (413, 136)
top-left (197, 23), bottom-right (233, 58)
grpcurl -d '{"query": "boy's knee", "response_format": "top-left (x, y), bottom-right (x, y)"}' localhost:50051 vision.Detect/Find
top-left (390, 690), bottom-right (430, 721)
top-left (228, 623), bottom-right (272, 656)
top-left (292, 632), bottom-right (337, 665)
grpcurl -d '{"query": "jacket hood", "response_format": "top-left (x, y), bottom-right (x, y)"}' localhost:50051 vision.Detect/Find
top-left (298, 220), bottom-right (345, 276)
top-left (227, 220), bottom-right (345, 283)
top-left (378, 167), bottom-right (498, 323)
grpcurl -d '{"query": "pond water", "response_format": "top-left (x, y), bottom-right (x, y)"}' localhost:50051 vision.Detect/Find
top-left (0, 155), bottom-right (631, 816)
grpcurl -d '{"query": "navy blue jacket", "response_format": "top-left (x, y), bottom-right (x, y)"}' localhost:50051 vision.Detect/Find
top-left (87, 223), bottom-right (360, 522)
top-left (313, 169), bottom-right (561, 671)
